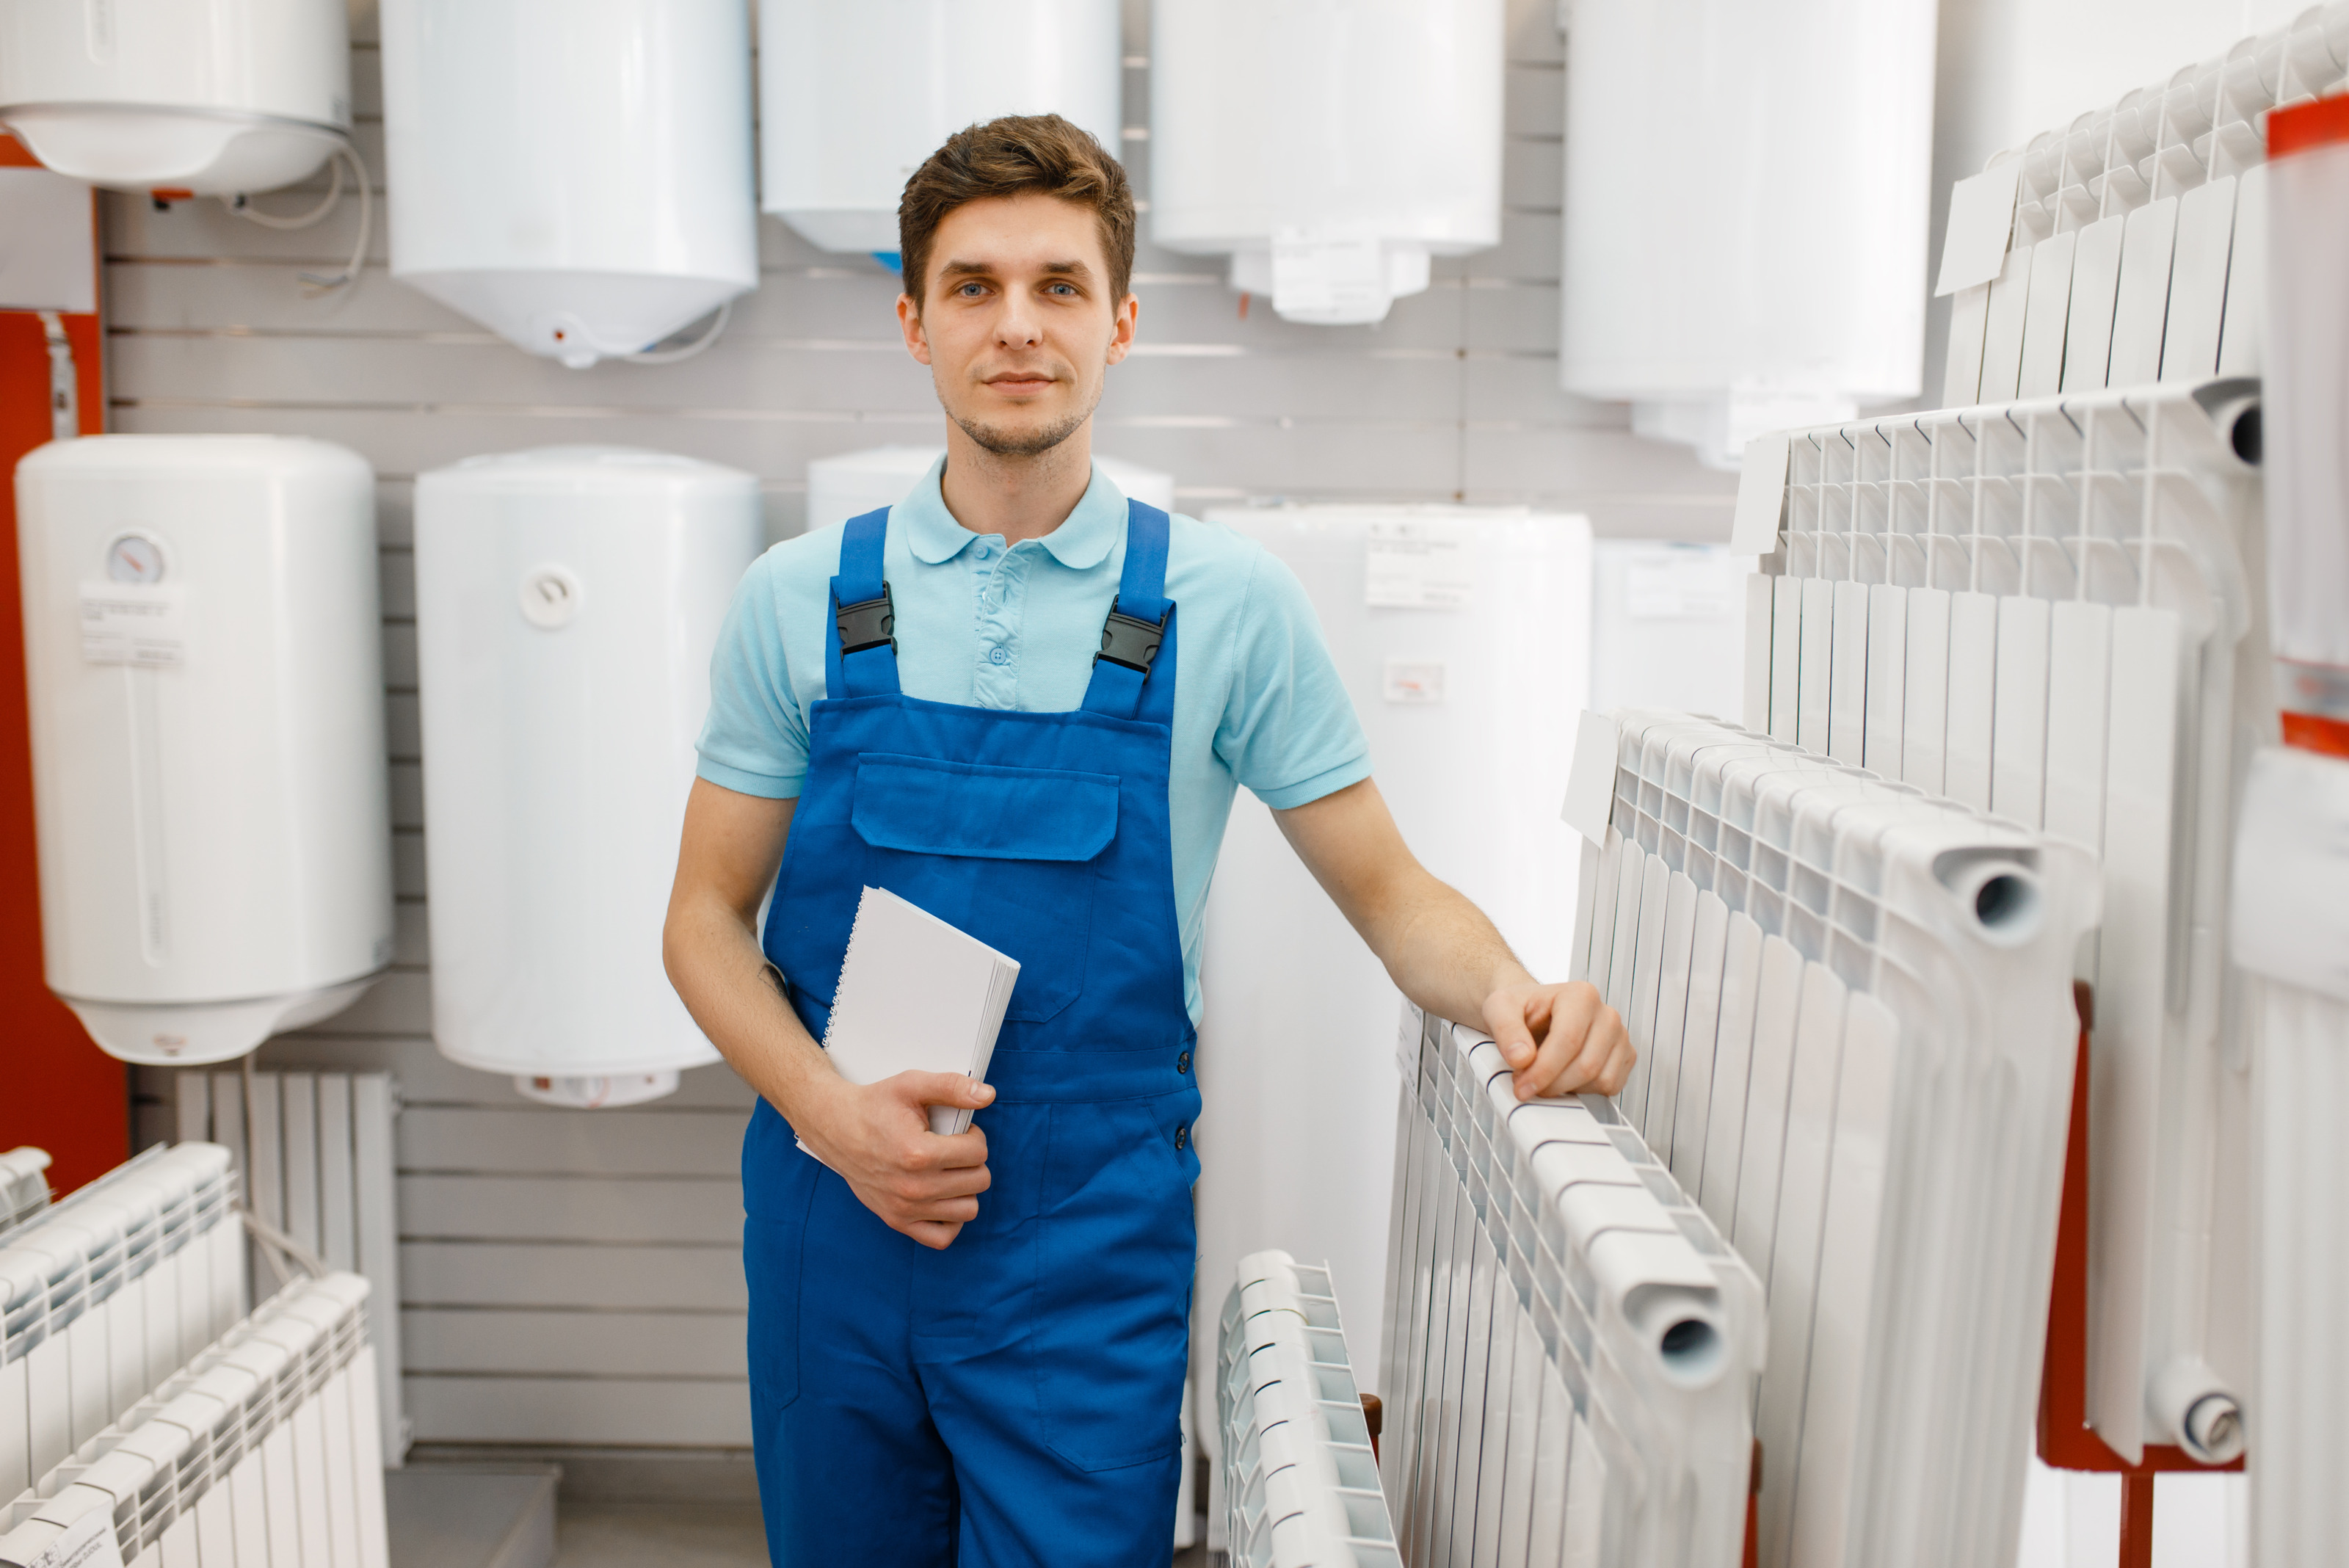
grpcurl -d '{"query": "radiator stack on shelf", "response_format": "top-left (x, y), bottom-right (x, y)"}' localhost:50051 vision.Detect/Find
top-left (1217, 1252), bottom-right (1399, 1568)
top-left (0, 1272), bottom-right (389, 1568)
top-left (1734, 374), bottom-right (2269, 1470)
top-left (1936, 4), bottom-right (2349, 406)
top-left (1, 1145), bottom-right (246, 1503)
top-left (1564, 711), bottom-right (2097, 1567)
top-left (1378, 1006), bottom-right (1763, 1568)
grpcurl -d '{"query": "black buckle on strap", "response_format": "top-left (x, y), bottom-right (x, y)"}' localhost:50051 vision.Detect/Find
top-left (835, 582), bottom-right (896, 656)
top-left (1094, 602), bottom-right (1169, 675)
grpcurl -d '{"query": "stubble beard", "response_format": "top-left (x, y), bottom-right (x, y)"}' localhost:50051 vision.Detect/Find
top-left (948, 374), bottom-right (1103, 460)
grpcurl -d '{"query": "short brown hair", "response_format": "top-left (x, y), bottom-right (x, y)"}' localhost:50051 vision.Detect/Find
top-left (897, 114), bottom-right (1136, 308)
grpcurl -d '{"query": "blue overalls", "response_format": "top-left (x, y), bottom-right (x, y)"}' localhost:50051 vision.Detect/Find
top-left (744, 501), bottom-right (1201, 1566)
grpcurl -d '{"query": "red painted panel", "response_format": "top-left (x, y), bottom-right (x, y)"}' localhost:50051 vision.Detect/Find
top-left (0, 134), bottom-right (126, 1194)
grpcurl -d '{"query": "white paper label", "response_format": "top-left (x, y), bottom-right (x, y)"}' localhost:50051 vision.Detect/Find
top-left (79, 583), bottom-right (186, 666)
top-left (1383, 658), bottom-right (1447, 704)
top-left (1270, 229), bottom-right (1390, 322)
top-left (21, 1508), bottom-right (127, 1568)
top-left (1365, 520), bottom-right (1471, 609)
top-left (1624, 551), bottom-right (1740, 620)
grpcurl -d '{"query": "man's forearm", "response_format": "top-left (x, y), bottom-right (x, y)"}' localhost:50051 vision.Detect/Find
top-left (1355, 863), bottom-right (1537, 1028)
top-left (663, 894), bottom-right (841, 1125)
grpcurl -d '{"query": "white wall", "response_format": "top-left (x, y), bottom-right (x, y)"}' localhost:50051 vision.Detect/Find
top-left (121, 0), bottom-right (1735, 1452)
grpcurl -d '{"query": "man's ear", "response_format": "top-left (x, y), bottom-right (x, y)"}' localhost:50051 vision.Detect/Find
top-left (1104, 292), bottom-right (1139, 367)
top-left (896, 292), bottom-right (933, 366)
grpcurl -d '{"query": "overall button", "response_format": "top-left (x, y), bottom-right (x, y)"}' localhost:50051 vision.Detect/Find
top-left (1176, 1050), bottom-right (1191, 1075)
top-left (988, 645), bottom-right (1009, 665)
top-left (1174, 1123), bottom-right (1188, 1152)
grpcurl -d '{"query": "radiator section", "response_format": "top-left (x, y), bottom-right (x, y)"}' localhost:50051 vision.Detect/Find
top-left (1936, 4), bottom-right (2349, 404)
top-left (1568, 710), bottom-right (2098, 1568)
top-left (0, 1145), bottom-right (244, 1504)
top-left (0, 1272), bottom-right (388, 1568)
top-left (177, 1072), bottom-right (407, 1464)
top-left (1734, 379), bottom-right (2269, 1464)
top-left (2233, 744), bottom-right (2349, 1565)
top-left (1219, 1252), bottom-right (1400, 1568)
top-left (1379, 1005), bottom-right (1763, 1568)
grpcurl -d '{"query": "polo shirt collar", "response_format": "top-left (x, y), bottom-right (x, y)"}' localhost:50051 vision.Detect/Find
top-left (898, 455), bottom-right (1126, 570)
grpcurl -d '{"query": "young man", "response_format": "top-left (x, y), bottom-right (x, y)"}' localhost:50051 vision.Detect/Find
top-left (664, 115), bottom-right (1631, 1567)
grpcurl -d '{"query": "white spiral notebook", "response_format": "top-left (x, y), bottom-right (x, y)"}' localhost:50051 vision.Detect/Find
top-left (816, 885), bottom-right (1021, 1137)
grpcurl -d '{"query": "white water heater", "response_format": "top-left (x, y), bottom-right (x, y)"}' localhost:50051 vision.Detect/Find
top-left (759, 0), bottom-right (1123, 255)
top-left (805, 445), bottom-right (1173, 532)
top-left (1560, 0), bottom-right (1938, 467)
top-left (380, 0), bottom-right (758, 368)
top-left (14, 436), bottom-right (393, 1064)
top-left (415, 449), bottom-right (761, 1107)
top-left (0, 0), bottom-right (349, 195)
top-left (1150, 0), bottom-right (1504, 324)
top-left (1186, 504), bottom-right (1592, 1474)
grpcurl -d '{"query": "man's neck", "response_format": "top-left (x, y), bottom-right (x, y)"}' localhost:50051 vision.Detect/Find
top-left (937, 421), bottom-right (1094, 546)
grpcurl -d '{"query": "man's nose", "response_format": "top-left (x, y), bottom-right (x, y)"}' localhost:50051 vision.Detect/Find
top-left (995, 290), bottom-right (1042, 348)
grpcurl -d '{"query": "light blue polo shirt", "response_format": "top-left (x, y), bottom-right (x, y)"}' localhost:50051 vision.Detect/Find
top-left (697, 457), bottom-right (1371, 1023)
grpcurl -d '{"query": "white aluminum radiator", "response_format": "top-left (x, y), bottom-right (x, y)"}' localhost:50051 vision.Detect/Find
top-left (0, 1146), bottom-right (244, 1504)
top-left (1935, 4), bottom-right (2349, 405)
top-left (177, 1072), bottom-right (407, 1465)
top-left (2232, 744), bottom-right (2349, 1567)
top-left (1219, 1251), bottom-right (1399, 1568)
top-left (0, 1272), bottom-right (388, 1568)
top-left (1379, 1006), bottom-right (1763, 1568)
top-left (1731, 377), bottom-right (2270, 1465)
top-left (0, 1157), bottom-right (49, 1242)
top-left (1564, 711), bottom-right (2098, 1568)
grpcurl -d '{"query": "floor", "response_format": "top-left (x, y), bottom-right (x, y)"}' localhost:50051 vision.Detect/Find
top-left (548, 1502), bottom-right (1213, 1567)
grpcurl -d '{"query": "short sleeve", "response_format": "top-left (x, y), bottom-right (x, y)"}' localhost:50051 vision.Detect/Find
top-left (1215, 548), bottom-right (1371, 809)
top-left (695, 552), bottom-right (811, 799)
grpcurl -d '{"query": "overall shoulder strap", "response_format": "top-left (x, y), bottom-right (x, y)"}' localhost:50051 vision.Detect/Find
top-left (826, 507), bottom-right (901, 699)
top-left (1081, 501), bottom-right (1177, 722)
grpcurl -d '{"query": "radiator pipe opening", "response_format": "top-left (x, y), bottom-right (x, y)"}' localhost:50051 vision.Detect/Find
top-left (2151, 1357), bottom-right (2245, 1464)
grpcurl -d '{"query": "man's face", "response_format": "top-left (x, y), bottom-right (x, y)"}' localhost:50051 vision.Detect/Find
top-left (897, 192), bottom-right (1137, 458)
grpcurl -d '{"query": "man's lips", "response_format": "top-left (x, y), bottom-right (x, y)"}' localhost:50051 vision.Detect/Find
top-left (981, 373), bottom-right (1057, 396)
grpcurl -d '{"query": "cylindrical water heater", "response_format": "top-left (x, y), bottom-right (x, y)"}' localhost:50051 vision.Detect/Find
top-left (805, 445), bottom-right (1173, 533)
top-left (0, 0), bottom-right (349, 195)
top-left (415, 449), bottom-right (762, 1107)
top-left (380, 0), bottom-right (759, 368)
top-left (1150, 0), bottom-right (1505, 324)
top-left (759, 0), bottom-right (1123, 255)
top-left (14, 436), bottom-right (394, 1065)
top-left (1560, 0), bottom-right (1938, 467)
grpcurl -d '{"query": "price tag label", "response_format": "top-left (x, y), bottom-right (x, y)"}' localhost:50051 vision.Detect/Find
top-left (18, 1506), bottom-right (127, 1568)
top-left (80, 583), bottom-right (187, 666)
top-left (1365, 520), bottom-right (1471, 609)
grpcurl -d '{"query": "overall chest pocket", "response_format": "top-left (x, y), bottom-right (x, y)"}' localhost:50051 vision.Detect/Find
top-left (850, 753), bottom-right (1118, 1025)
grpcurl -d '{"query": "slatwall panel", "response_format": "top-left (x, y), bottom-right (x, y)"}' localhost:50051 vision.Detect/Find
top-left (112, 0), bottom-right (1735, 1452)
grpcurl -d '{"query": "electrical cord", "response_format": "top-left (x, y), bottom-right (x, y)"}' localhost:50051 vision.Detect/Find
top-left (621, 299), bottom-right (734, 364)
top-left (219, 137), bottom-right (374, 296)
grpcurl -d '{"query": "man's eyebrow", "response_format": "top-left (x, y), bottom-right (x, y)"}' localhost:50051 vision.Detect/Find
top-left (935, 258), bottom-right (1095, 280)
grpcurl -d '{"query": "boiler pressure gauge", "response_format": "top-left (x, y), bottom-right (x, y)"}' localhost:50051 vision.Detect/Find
top-left (104, 532), bottom-right (167, 584)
